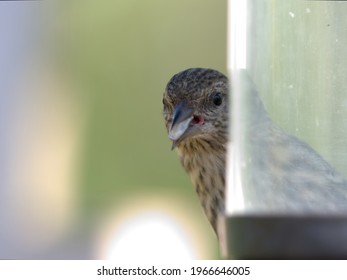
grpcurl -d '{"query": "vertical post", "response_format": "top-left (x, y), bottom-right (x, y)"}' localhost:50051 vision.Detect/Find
top-left (226, 0), bottom-right (248, 216)
top-left (0, 2), bottom-right (79, 258)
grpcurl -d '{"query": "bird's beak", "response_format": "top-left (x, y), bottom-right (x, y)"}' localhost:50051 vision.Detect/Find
top-left (169, 102), bottom-right (194, 150)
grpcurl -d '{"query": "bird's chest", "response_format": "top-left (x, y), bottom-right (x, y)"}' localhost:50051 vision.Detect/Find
top-left (178, 147), bottom-right (226, 226)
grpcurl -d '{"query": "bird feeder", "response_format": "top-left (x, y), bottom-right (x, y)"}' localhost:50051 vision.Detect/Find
top-left (220, 0), bottom-right (347, 259)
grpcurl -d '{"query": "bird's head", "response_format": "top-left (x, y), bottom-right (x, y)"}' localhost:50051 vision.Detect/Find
top-left (163, 68), bottom-right (229, 149)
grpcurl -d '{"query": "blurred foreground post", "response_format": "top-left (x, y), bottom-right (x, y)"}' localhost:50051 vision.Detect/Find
top-left (0, 2), bottom-right (81, 259)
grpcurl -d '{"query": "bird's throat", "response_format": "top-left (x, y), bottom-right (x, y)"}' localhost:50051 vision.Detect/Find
top-left (177, 137), bottom-right (226, 232)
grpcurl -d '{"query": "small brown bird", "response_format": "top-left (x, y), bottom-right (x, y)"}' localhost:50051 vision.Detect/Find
top-left (163, 68), bottom-right (347, 235)
top-left (163, 68), bottom-right (228, 233)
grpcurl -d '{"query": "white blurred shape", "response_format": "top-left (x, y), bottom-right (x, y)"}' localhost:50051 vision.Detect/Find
top-left (96, 195), bottom-right (216, 260)
top-left (107, 211), bottom-right (195, 260)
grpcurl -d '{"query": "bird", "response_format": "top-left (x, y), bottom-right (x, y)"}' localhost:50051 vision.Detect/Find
top-left (162, 67), bottom-right (347, 236)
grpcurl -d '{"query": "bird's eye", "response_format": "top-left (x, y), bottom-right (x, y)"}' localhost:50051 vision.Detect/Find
top-left (212, 92), bottom-right (222, 106)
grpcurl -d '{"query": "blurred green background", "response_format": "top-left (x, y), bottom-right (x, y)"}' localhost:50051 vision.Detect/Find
top-left (2, 0), bottom-right (347, 260)
top-left (58, 0), bottom-right (227, 258)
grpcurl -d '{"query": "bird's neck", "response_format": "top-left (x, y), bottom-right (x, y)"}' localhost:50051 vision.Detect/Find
top-left (177, 136), bottom-right (226, 232)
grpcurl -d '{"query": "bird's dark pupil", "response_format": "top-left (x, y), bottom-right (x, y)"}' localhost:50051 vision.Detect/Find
top-left (213, 93), bottom-right (222, 106)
